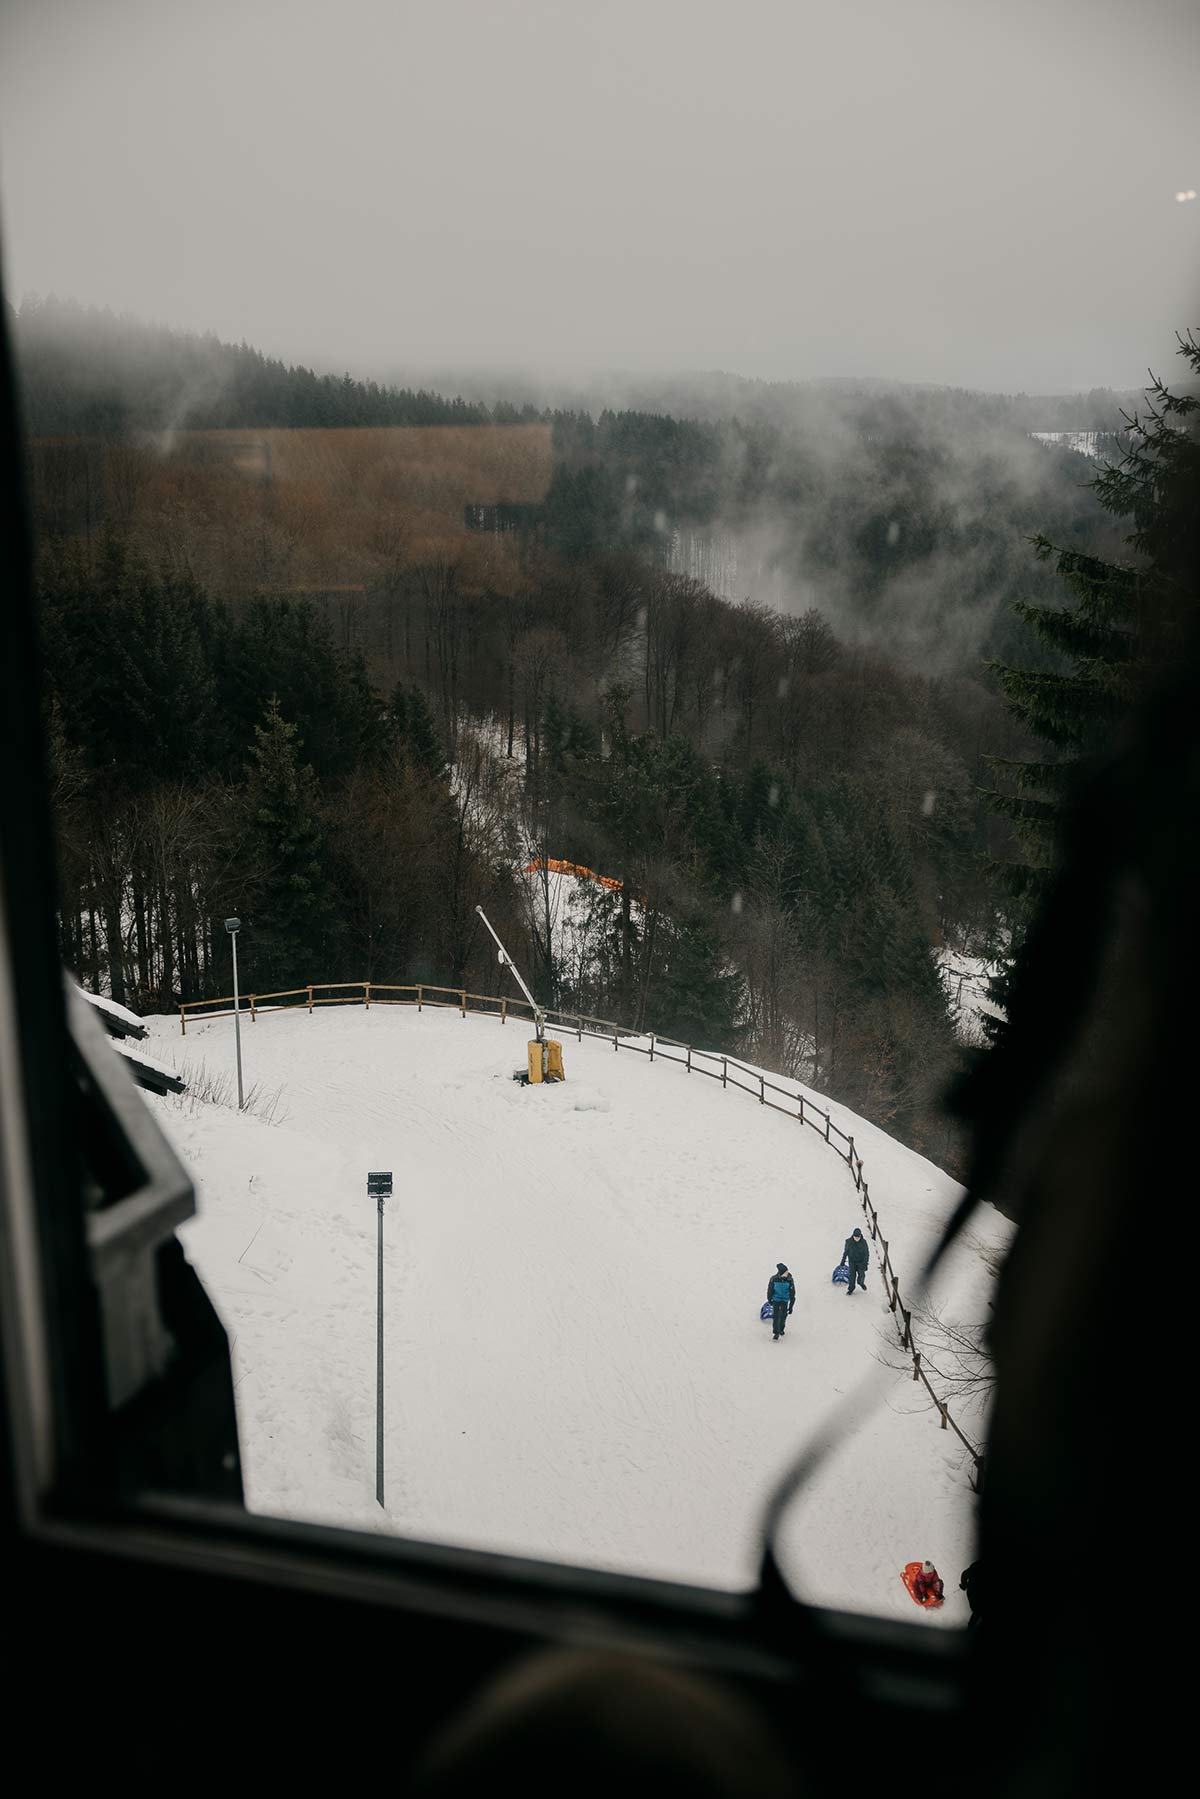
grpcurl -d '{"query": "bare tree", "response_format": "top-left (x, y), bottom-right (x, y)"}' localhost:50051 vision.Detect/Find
top-left (724, 601), bottom-right (782, 755)
top-left (879, 1298), bottom-right (995, 1416)
top-left (417, 558), bottom-right (466, 755)
top-left (783, 606), bottom-right (840, 677)
top-left (104, 440), bottom-right (154, 534)
top-left (517, 626), bottom-right (567, 780)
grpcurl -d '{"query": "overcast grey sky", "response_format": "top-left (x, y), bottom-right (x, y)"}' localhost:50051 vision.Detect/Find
top-left (1, 0), bottom-right (1197, 392)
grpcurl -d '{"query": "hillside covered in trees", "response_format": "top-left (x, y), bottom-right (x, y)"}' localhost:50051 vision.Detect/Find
top-left (18, 299), bottom-right (1155, 1168)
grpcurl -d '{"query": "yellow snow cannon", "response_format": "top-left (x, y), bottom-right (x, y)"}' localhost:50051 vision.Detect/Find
top-left (526, 1038), bottom-right (566, 1084)
top-left (474, 904), bottom-right (566, 1089)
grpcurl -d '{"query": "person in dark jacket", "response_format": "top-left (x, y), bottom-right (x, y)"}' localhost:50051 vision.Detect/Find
top-left (765, 1263), bottom-right (795, 1340)
top-left (839, 1227), bottom-right (869, 1295)
top-left (960, 1560), bottom-right (982, 1629)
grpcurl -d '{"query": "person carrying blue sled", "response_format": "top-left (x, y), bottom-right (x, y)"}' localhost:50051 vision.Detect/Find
top-left (765, 1263), bottom-right (795, 1339)
top-left (839, 1227), bottom-right (869, 1296)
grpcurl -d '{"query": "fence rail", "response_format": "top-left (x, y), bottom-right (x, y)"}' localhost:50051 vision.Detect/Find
top-left (178, 979), bottom-right (983, 1475)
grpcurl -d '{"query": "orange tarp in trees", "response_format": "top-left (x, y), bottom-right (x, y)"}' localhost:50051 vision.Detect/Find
top-left (524, 857), bottom-right (624, 894)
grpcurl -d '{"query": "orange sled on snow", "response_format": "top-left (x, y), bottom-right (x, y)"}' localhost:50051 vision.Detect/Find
top-left (901, 1561), bottom-right (943, 1608)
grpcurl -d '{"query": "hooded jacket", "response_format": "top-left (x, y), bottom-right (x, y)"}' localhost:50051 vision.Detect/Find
top-left (766, 1268), bottom-right (796, 1308)
top-left (841, 1232), bottom-right (869, 1271)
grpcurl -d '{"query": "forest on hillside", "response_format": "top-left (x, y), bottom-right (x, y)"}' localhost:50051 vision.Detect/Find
top-left (18, 299), bottom-right (1168, 1169)
top-left (15, 296), bottom-right (1129, 672)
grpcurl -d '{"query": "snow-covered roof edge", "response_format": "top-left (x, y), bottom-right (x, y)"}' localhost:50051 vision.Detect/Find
top-left (110, 1036), bottom-right (186, 1094)
top-left (74, 985), bottom-right (148, 1040)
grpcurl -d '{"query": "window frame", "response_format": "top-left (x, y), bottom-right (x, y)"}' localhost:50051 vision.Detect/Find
top-left (0, 299), bottom-right (965, 1753)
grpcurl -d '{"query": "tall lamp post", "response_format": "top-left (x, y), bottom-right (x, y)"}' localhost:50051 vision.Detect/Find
top-left (225, 917), bottom-right (244, 1111)
top-left (368, 1170), bottom-right (393, 1508)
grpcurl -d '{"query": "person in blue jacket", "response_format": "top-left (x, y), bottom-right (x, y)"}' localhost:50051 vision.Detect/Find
top-left (839, 1227), bottom-right (869, 1296)
top-left (766, 1263), bottom-right (795, 1339)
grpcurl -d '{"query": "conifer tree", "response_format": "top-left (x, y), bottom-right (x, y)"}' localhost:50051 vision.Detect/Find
top-left (388, 683), bottom-right (445, 780)
top-left (984, 331), bottom-right (1200, 1035)
top-left (639, 906), bottom-right (744, 1047)
top-left (240, 697), bottom-right (340, 992)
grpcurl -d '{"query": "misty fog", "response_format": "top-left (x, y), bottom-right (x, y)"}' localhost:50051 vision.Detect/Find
top-left (13, 292), bottom-right (1134, 674)
top-left (1, 0), bottom-right (1197, 393)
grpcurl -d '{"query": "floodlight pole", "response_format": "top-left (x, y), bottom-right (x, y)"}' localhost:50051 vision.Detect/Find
top-left (368, 1170), bottom-right (393, 1508)
top-left (474, 904), bottom-right (544, 1040)
top-left (376, 1189), bottom-right (384, 1507)
top-left (225, 917), bottom-right (244, 1110)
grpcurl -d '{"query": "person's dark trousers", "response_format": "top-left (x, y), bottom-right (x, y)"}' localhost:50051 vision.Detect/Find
top-left (771, 1301), bottom-right (789, 1337)
top-left (846, 1266), bottom-right (866, 1295)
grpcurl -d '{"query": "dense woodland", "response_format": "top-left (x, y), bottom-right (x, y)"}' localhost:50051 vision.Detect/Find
top-left (20, 298), bottom-right (1189, 1169)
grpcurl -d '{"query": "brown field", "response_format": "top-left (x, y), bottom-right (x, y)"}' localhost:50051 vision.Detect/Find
top-left (28, 423), bottom-right (555, 602)
top-left (180, 423), bottom-right (552, 507)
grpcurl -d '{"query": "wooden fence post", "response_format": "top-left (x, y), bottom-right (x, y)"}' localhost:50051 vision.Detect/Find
top-left (180, 1005), bottom-right (186, 1037)
top-left (578, 1015), bottom-right (583, 1041)
top-left (417, 984), bottom-right (423, 1012)
top-left (501, 997), bottom-right (507, 1024)
top-left (939, 1405), bottom-right (949, 1432)
top-left (686, 1044), bottom-right (691, 1073)
top-left (824, 1111), bottom-right (830, 1142)
top-left (798, 1094), bottom-right (804, 1123)
top-left (613, 1026), bottom-right (618, 1051)
top-left (649, 1032), bottom-right (655, 1062)
top-left (365, 982), bottom-right (371, 1010)
top-left (250, 995), bottom-right (257, 1022)
top-left (722, 1056), bottom-right (727, 1088)
top-left (307, 985), bottom-right (313, 1014)
top-left (912, 1351), bottom-right (921, 1384)
top-left (460, 990), bottom-right (466, 1016)
top-left (902, 1308), bottom-right (912, 1350)
top-left (759, 1073), bottom-right (765, 1104)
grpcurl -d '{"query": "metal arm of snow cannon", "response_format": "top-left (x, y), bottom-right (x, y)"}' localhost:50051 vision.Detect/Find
top-left (474, 905), bottom-right (544, 1041)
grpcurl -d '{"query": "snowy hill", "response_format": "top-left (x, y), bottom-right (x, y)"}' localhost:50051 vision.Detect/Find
top-left (1030, 429), bottom-right (1107, 458)
top-left (139, 1004), bottom-right (1010, 1623)
top-left (938, 948), bottom-right (1005, 1046)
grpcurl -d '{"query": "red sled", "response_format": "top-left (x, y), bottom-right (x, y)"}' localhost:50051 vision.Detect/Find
top-left (901, 1561), bottom-right (943, 1608)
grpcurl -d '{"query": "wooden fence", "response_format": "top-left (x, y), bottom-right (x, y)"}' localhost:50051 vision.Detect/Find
top-left (179, 980), bottom-right (984, 1477)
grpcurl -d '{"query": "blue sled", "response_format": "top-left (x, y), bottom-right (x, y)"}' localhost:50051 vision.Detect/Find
top-left (760, 1301), bottom-right (773, 1320)
top-left (831, 1265), bottom-right (850, 1284)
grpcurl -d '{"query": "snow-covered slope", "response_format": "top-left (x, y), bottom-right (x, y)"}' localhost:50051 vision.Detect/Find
top-left (1029, 429), bottom-right (1106, 458)
top-left (938, 948), bottom-right (1005, 1046)
top-left (140, 1004), bottom-right (1010, 1623)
